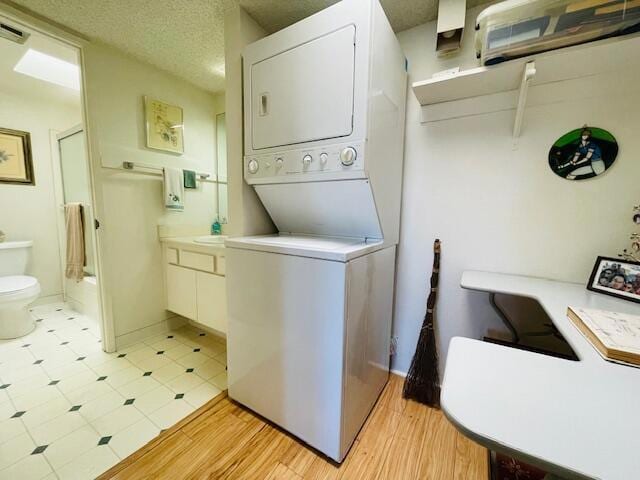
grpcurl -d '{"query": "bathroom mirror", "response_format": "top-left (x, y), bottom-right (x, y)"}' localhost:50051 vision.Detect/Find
top-left (216, 112), bottom-right (228, 224)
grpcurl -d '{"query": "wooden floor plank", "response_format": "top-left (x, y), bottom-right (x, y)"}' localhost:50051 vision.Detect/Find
top-left (418, 410), bottom-right (459, 480)
top-left (378, 399), bottom-right (434, 480)
top-left (265, 462), bottom-right (304, 480)
top-left (220, 424), bottom-right (296, 480)
top-left (454, 430), bottom-right (490, 480)
top-left (99, 375), bottom-right (489, 480)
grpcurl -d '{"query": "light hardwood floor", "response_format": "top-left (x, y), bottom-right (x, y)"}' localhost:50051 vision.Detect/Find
top-left (98, 375), bottom-right (488, 480)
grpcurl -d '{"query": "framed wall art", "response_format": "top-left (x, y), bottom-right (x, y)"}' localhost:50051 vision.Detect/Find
top-left (548, 125), bottom-right (618, 181)
top-left (587, 256), bottom-right (640, 304)
top-left (144, 96), bottom-right (184, 154)
top-left (0, 128), bottom-right (34, 185)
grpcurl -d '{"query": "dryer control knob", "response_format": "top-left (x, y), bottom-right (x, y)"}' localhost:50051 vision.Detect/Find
top-left (302, 154), bottom-right (313, 167)
top-left (319, 153), bottom-right (328, 166)
top-left (340, 147), bottom-right (357, 166)
top-left (248, 159), bottom-right (259, 174)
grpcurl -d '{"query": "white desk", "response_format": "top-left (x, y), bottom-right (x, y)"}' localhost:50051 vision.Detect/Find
top-left (442, 271), bottom-right (640, 480)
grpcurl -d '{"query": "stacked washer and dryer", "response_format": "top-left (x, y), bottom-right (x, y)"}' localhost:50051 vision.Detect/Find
top-left (225, 0), bottom-right (407, 463)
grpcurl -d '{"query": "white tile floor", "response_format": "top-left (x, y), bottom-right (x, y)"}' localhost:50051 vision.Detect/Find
top-left (0, 302), bottom-right (227, 479)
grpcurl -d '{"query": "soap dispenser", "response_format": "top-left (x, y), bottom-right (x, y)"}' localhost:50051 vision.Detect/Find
top-left (211, 218), bottom-right (222, 235)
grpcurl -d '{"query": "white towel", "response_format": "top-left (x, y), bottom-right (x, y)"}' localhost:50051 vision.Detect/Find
top-left (163, 167), bottom-right (184, 211)
top-left (64, 203), bottom-right (85, 282)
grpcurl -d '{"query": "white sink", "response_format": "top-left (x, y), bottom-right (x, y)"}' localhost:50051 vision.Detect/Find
top-left (193, 235), bottom-right (227, 245)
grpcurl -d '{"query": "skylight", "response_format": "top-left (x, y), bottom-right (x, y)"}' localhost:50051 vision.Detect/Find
top-left (14, 49), bottom-right (80, 91)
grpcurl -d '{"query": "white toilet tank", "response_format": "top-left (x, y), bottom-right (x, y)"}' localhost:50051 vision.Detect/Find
top-left (0, 241), bottom-right (33, 276)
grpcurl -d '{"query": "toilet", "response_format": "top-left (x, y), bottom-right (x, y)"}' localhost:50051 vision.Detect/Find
top-left (0, 241), bottom-right (40, 339)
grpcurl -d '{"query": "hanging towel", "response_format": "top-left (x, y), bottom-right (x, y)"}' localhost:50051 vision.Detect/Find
top-left (163, 167), bottom-right (184, 211)
top-left (64, 203), bottom-right (86, 282)
top-left (183, 170), bottom-right (197, 189)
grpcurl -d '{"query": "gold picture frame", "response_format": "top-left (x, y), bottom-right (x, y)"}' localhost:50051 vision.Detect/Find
top-left (144, 96), bottom-right (184, 154)
top-left (0, 128), bottom-right (34, 185)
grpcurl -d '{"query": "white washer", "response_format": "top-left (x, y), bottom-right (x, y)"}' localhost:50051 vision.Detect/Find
top-left (226, 235), bottom-right (396, 462)
top-left (227, 0), bottom-right (407, 463)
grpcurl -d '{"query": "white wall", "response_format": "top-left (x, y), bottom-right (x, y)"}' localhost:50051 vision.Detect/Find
top-left (224, 5), bottom-right (276, 237)
top-left (393, 7), bottom-right (640, 375)
top-left (83, 42), bottom-right (220, 341)
top-left (0, 88), bottom-right (81, 297)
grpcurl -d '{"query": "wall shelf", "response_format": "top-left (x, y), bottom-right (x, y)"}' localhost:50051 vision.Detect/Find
top-left (412, 33), bottom-right (640, 135)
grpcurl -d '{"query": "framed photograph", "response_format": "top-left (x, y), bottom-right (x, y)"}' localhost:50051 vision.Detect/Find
top-left (0, 128), bottom-right (34, 185)
top-left (144, 96), bottom-right (184, 154)
top-left (587, 256), bottom-right (640, 304)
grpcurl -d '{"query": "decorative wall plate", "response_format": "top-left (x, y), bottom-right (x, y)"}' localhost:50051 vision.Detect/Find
top-left (548, 126), bottom-right (618, 181)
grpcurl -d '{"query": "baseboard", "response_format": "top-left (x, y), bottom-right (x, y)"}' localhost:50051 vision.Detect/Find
top-left (187, 320), bottom-right (226, 341)
top-left (115, 315), bottom-right (187, 349)
top-left (32, 294), bottom-right (64, 306)
top-left (390, 368), bottom-right (408, 378)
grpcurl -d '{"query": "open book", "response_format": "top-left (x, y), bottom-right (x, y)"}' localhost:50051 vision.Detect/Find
top-left (567, 306), bottom-right (640, 367)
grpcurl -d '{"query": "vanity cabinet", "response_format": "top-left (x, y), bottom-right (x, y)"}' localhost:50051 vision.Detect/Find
top-left (196, 271), bottom-right (227, 333)
top-left (166, 264), bottom-right (197, 319)
top-left (163, 244), bottom-right (227, 334)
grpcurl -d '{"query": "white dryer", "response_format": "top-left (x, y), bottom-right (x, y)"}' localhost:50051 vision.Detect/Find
top-left (226, 0), bottom-right (407, 462)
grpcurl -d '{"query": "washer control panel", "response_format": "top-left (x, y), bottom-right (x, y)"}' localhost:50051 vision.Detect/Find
top-left (244, 142), bottom-right (365, 183)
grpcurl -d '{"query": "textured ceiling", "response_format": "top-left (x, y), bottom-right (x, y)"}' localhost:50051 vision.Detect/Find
top-left (4, 0), bottom-right (227, 93)
top-left (3, 0), bottom-right (487, 94)
top-left (240, 0), bottom-right (487, 35)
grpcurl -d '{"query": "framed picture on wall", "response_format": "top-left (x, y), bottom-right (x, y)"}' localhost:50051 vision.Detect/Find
top-left (587, 256), bottom-right (640, 304)
top-left (144, 96), bottom-right (184, 154)
top-left (0, 128), bottom-right (34, 185)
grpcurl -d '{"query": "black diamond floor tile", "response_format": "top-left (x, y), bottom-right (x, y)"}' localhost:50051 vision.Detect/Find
top-left (60, 341), bottom-right (69, 345)
top-left (97, 376), bottom-right (107, 381)
top-left (0, 384), bottom-right (10, 389)
top-left (77, 357), bottom-right (86, 361)
top-left (199, 333), bottom-right (205, 336)
top-left (157, 351), bottom-right (164, 355)
top-left (21, 344), bottom-right (30, 348)
top-left (12, 411), bottom-right (25, 418)
top-left (193, 348), bottom-right (201, 352)
top-left (69, 405), bottom-right (81, 412)
top-left (117, 353), bottom-right (126, 358)
top-left (32, 445), bottom-right (48, 454)
top-left (48, 380), bottom-right (60, 386)
top-left (33, 360), bottom-right (43, 364)
top-left (175, 393), bottom-right (184, 399)
top-left (167, 335), bottom-right (174, 339)
top-left (124, 399), bottom-right (135, 405)
top-left (186, 368), bottom-right (194, 373)
top-left (98, 436), bottom-right (112, 446)
top-left (143, 372), bottom-right (152, 376)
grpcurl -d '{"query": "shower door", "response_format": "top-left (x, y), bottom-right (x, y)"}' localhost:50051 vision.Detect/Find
top-left (58, 127), bottom-right (95, 276)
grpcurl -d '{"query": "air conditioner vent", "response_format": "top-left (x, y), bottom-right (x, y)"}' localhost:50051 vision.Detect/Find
top-left (0, 22), bottom-right (30, 45)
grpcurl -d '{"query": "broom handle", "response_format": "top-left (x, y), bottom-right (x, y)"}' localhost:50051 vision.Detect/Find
top-left (423, 239), bottom-right (441, 329)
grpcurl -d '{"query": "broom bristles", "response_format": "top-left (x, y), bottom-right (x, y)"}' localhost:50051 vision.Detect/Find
top-left (402, 239), bottom-right (441, 407)
top-left (403, 320), bottom-right (440, 406)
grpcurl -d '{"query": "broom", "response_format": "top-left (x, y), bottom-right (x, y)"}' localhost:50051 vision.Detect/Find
top-left (402, 239), bottom-right (441, 407)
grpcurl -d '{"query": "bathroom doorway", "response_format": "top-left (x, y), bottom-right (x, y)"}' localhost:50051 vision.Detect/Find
top-left (0, 10), bottom-right (110, 349)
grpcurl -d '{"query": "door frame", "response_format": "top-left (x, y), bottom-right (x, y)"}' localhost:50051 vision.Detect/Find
top-left (0, 5), bottom-right (117, 352)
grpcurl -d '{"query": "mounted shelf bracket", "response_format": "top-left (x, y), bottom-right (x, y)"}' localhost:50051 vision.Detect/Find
top-left (513, 61), bottom-right (536, 138)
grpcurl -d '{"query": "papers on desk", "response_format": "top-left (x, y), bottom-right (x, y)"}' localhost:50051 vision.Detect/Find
top-left (568, 307), bottom-right (640, 367)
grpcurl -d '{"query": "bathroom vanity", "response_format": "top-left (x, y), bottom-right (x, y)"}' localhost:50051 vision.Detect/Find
top-left (160, 236), bottom-right (227, 334)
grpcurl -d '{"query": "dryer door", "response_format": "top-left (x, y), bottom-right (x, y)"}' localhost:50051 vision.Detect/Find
top-left (250, 25), bottom-right (356, 151)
